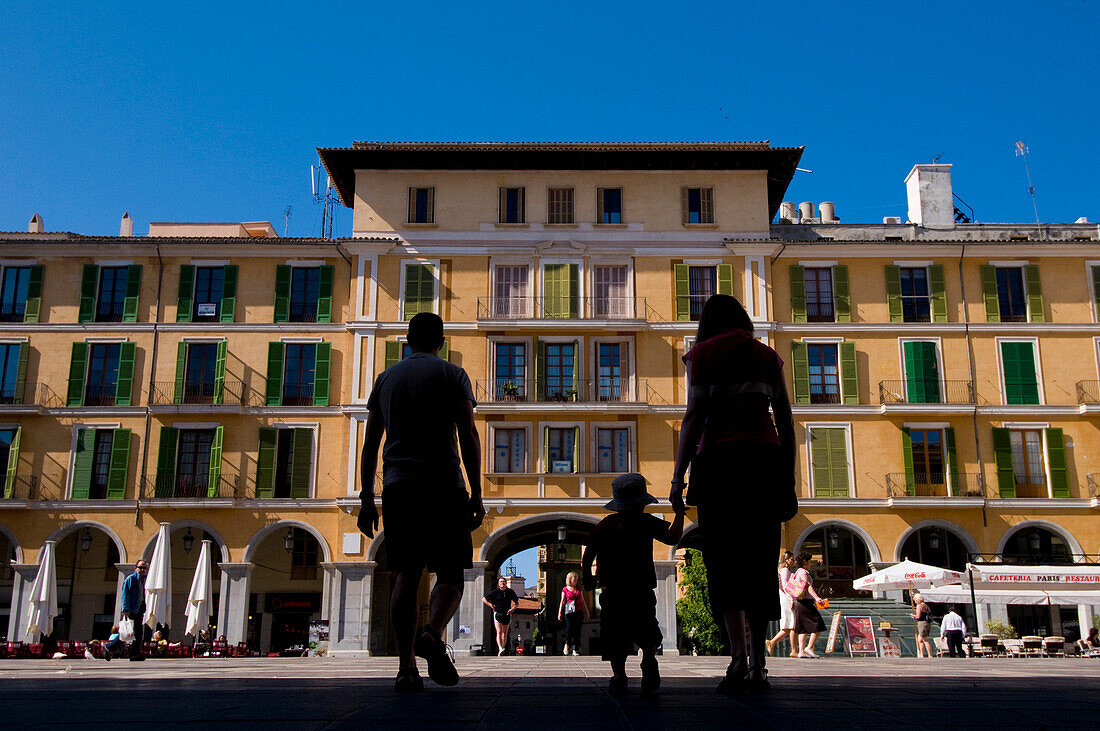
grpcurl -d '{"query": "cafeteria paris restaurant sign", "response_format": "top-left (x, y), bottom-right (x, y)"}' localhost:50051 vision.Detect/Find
top-left (985, 573), bottom-right (1100, 584)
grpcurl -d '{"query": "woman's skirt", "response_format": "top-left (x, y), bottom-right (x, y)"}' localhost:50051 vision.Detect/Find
top-left (792, 597), bottom-right (827, 634)
top-left (779, 592), bottom-right (796, 630)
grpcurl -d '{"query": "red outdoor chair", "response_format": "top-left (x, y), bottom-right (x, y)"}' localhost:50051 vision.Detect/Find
top-left (70, 641), bottom-right (86, 658)
top-left (7, 641), bottom-right (24, 658)
top-left (211, 641), bottom-right (227, 657)
top-left (55, 641), bottom-right (72, 656)
top-left (26, 643), bottom-right (44, 658)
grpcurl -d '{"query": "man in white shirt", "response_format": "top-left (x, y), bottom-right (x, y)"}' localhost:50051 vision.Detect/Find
top-left (940, 606), bottom-right (967, 657)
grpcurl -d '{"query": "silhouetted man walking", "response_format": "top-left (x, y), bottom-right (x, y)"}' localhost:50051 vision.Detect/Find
top-left (359, 312), bottom-right (485, 692)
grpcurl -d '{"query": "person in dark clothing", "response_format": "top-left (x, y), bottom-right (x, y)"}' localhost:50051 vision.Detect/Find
top-left (482, 575), bottom-right (519, 656)
top-left (582, 473), bottom-right (684, 696)
top-left (359, 312), bottom-right (486, 692)
top-left (120, 560), bottom-right (148, 661)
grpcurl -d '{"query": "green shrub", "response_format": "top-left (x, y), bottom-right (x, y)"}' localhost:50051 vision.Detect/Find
top-left (983, 618), bottom-right (1018, 639)
top-left (676, 549), bottom-right (727, 656)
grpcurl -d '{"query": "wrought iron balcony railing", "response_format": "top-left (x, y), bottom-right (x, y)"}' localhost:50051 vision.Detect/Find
top-left (149, 380), bottom-right (247, 406)
top-left (476, 378), bottom-right (649, 404)
top-left (879, 380), bottom-right (975, 405)
top-left (1077, 381), bottom-right (1100, 405)
top-left (885, 472), bottom-right (985, 498)
top-left (141, 473), bottom-right (239, 499)
top-left (1089, 474), bottom-right (1100, 499)
top-left (1, 475), bottom-right (39, 500)
top-left (476, 296), bottom-right (646, 320)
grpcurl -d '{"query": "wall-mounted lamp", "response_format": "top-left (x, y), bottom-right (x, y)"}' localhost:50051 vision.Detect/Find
top-left (80, 528), bottom-right (92, 554)
top-left (182, 528), bottom-right (195, 554)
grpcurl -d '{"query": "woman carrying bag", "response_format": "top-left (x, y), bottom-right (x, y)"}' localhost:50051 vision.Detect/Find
top-left (785, 553), bottom-right (827, 658)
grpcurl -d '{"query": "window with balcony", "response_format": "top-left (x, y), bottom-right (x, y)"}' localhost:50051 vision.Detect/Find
top-left (807, 344), bottom-right (840, 404)
top-left (992, 426), bottom-right (1069, 498)
top-left (174, 341), bottom-right (227, 404)
top-left (407, 187), bottom-right (435, 224)
top-left (0, 266), bottom-right (41, 323)
top-left (494, 265), bottom-right (528, 318)
top-left (494, 343), bottom-right (526, 400)
top-left (0, 342), bottom-right (26, 404)
top-left (674, 263), bottom-right (732, 321)
top-left (256, 427), bottom-right (314, 498)
top-left (596, 342), bottom-right (624, 401)
top-left (273, 265), bottom-right (334, 323)
top-left (809, 426), bottom-right (850, 497)
top-left (544, 426), bottom-right (579, 473)
top-left (681, 187), bottom-right (714, 224)
top-left (999, 341), bottom-right (1040, 404)
top-left (67, 341), bottom-right (136, 407)
top-left (982, 265), bottom-right (1043, 323)
top-left (0, 427), bottom-right (22, 499)
top-left (597, 188), bottom-right (622, 224)
top-left (402, 262), bottom-right (436, 320)
top-left (284, 343), bottom-right (316, 406)
top-left (538, 341), bottom-right (577, 401)
top-left (547, 188), bottom-right (574, 224)
top-left (790, 264), bottom-right (850, 323)
top-left (596, 427), bottom-right (630, 473)
top-left (86, 344), bottom-right (120, 406)
top-left (382, 339), bottom-right (449, 369)
top-left (791, 341), bottom-right (857, 405)
top-left (493, 428), bottom-right (527, 473)
top-left (265, 341), bottom-right (331, 406)
top-left (907, 428), bottom-right (945, 493)
top-left (153, 427), bottom-right (221, 498)
top-left (542, 263), bottom-right (579, 318)
top-left (902, 341), bottom-right (940, 403)
top-left (499, 187), bottom-right (525, 223)
top-left (71, 427), bottom-right (130, 499)
top-left (177, 265), bottom-right (238, 323)
top-left (592, 265), bottom-right (629, 318)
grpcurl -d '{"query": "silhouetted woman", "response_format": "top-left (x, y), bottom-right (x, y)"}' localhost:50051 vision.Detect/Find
top-left (671, 295), bottom-right (797, 694)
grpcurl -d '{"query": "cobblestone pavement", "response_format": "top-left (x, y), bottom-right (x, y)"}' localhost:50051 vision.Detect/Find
top-left (1, 655), bottom-right (1096, 729)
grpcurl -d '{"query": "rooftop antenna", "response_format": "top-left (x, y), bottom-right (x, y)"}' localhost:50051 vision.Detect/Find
top-left (1015, 140), bottom-right (1044, 240)
top-left (283, 205), bottom-right (292, 237)
top-left (931, 152), bottom-right (944, 163)
top-left (312, 162), bottom-right (338, 239)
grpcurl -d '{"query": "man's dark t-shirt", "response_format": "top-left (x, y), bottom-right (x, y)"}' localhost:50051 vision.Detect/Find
top-left (486, 587), bottom-right (519, 614)
top-left (366, 352), bottom-right (477, 488)
top-left (586, 513), bottom-right (672, 589)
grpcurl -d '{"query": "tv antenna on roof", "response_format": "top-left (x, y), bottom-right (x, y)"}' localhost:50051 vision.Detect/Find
top-left (311, 163), bottom-right (338, 239)
top-left (283, 206), bottom-right (292, 237)
top-left (1015, 140), bottom-right (1044, 240)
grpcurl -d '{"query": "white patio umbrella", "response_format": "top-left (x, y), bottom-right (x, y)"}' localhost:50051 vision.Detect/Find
top-left (852, 559), bottom-right (965, 592)
top-left (144, 522), bottom-right (172, 630)
top-left (184, 539), bottom-right (213, 637)
top-left (24, 540), bottom-right (58, 642)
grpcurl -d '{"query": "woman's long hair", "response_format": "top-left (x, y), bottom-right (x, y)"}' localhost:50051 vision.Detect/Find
top-left (778, 550), bottom-right (794, 567)
top-left (696, 294), bottom-right (754, 344)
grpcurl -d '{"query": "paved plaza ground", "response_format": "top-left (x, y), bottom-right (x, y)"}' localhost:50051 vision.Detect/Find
top-left (0, 655), bottom-right (1096, 729)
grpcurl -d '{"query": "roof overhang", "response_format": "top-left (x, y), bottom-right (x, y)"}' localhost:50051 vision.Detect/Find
top-left (317, 142), bottom-right (804, 220)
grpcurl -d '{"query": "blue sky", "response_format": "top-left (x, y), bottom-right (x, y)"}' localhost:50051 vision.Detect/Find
top-left (2, 1), bottom-right (1098, 237)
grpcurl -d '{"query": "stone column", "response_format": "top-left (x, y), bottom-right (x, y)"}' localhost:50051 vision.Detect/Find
top-left (451, 561), bottom-right (488, 656)
top-left (7, 563), bottom-right (41, 641)
top-left (323, 561), bottom-right (374, 653)
top-left (654, 560), bottom-right (680, 655)
top-left (217, 562), bottom-right (253, 645)
top-left (113, 563), bottom-right (131, 622)
top-left (1078, 604), bottom-right (1096, 641)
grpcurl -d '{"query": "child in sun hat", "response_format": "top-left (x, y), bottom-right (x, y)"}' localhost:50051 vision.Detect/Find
top-left (581, 472), bottom-right (685, 696)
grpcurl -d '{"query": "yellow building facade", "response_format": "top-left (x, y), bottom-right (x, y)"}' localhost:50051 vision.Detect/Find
top-left (3, 144), bottom-right (1098, 654)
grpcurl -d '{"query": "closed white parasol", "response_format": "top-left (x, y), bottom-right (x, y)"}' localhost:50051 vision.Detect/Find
top-left (144, 522), bottom-right (172, 630)
top-left (24, 540), bottom-right (58, 642)
top-left (185, 539), bottom-right (214, 637)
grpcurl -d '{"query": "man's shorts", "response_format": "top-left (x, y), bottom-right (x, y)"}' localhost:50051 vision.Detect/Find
top-left (381, 481), bottom-right (473, 575)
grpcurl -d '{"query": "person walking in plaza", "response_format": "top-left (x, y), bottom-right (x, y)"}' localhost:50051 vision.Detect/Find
top-left (765, 551), bottom-right (797, 658)
top-left (910, 591), bottom-right (933, 659)
top-left (558, 571), bottom-right (590, 656)
top-left (483, 575), bottom-right (519, 656)
top-left (582, 473), bottom-right (684, 696)
top-left (785, 552), bottom-right (827, 658)
top-left (102, 625), bottom-right (123, 660)
top-left (358, 312), bottom-right (486, 693)
top-left (120, 559), bottom-right (149, 661)
top-left (940, 605), bottom-right (967, 657)
top-left (670, 295), bottom-right (797, 694)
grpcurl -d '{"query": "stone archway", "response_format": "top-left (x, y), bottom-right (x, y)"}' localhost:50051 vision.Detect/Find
top-left (895, 519), bottom-right (979, 571)
top-left (794, 520), bottom-right (880, 598)
top-left (997, 520), bottom-right (1083, 564)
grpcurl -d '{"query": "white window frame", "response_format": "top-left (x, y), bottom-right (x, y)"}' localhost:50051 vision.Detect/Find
top-left (398, 258), bottom-right (440, 321)
top-left (1086, 261), bottom-right (1100, 324)
top-left (487, 422), bottom-right (532, 475)
top-left (897, 337), bottom-right (946, 403)
top-left (587, 260), bottom-right (635, 318)
top-left (66, 422), bottom-right (121, 499)
top-left (987, 261), bottom-right (1034, 322)
top-left (1001, 421), bottom-right (1054, 498)
top-left (270, 422), bottom-right (320, 499)
top-left (589, 337), bottom-right (635, 401)
top-left (994, 336), bottom-right (1044, 406)
top-left (804, 422), bottom-right (856, 498)
top-left (800, 337), bottom-right (848, 404)
top-left (538, 421), bottom-right (584, 474)
top-left (489, 260), bottom-right (534, 318)
top-left (590, 421), bottom-right (636, 474)
top-left (488, 337), bottom-right (534, 401)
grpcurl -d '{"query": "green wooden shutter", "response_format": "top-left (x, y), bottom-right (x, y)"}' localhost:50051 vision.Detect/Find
top-left (212, 340), bottom-right (227, 405)
top-left (1024, 265), bottom-right (1044, 323)
top-left (1046, 427), bottom-right (1068, 498)
top-left (542, 427), bottom-right (550, 472)
top-left (265, 342), bottom-right (285, 406)
top-left (107, 428), bottom-right (131, 499)
top-left (14, 342), bottom-right (28, 403)
top-left (991, 427), bottom-right (1015, 498)
top-left (839, 341), bottom-right (858, 404)
top-left (717, 264), bottom-right (733, 296)
top-left (156, 427), bottom-right (178, 496)
top-left (255, 428), bottom-right (277, 498)
top-left (981, 265), bottom-right (1000, 322)
top-left (535, 340), bottom-right (546, 401)
top-left (114, 342), bottom-right (136, 406)
top-left (313, 342), bottom-right (331, 406)
top-left (674, 264), bottom-right (690, 321)
top-left (900, 427), bottom-right (915, 496)
top-left (828, 428), bottom-right (850, 496)
top-left (71, 428), bottom-right (95, 499)
top-left (173, 342), bottom-right (188, 404)
top-left (929, 265), bottom-right (947, 323)
top-left (220, 265), bottom-right (238, 322)
top-left (543, 264), bottom-right (564, 318)
top-left (1092, 266), bottom-right (1100, 321)
top-left (290, 428), bottom-right (312, 498)
top-left (572, 426), bottom-right (580, 472)
top-left (23, 265), bottom-right (43, 323)
top-left (944, 427), bottom-right (959, 497)
top-left (885, 265), bottom-right (902, 323)
top-left (78, 265), bottom-right (98, 323)
top-left (791, 341), bottom-right (809, 404)
top-left (789, 265), bottom-right (806, 323)
top-left (404, 264), bottom-right (432, 320)
top-left (567, 264), bottom-right (579, 318)
top-left (438, 340), bottom-right (449, 362)
top-left (273, 265), bottom-right (291, 322)
top-left (832, 265), bottom-right (850, 322)
top-left (904, 341), bottom-right (940, 404)
top-left (4, 427), bottom-right (20, 498)
top-left (207, 426), bottom-right (223, 497)
top-left (811, 428), bottom-right (849, 497)
top-left (122, 265), bottom-right (142, 322)
top-left (67, 342), bottom-right (88, 407)
top-left (1002, 342), bottom-right (1039, 404)
top-left (384, 340), bottom-right (401, 369)
top-left (176, 265), bottom-right (195, 323)
top-left (316, 264), bottom-right (334, 323)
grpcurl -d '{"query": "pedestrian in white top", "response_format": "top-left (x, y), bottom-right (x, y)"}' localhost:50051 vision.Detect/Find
top-left (939, 606), bottom-right (967, 657)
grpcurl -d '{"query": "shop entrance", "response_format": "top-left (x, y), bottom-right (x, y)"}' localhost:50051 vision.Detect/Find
top-left (798, 525), bottom-right (872, 598)
top-left (248, 526), bottom-right (324, 654)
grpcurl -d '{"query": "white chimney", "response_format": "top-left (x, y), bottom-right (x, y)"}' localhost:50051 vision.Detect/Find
top-left (819, 201), bottom-right (837, 223)
top-left (798, 202), bottom-right (815, 222)
top-left (1075, 217), bottom-right (1089, 224)
top-left (883, 216), bottom-right (903, 225)
top-left (28, 213), bottom-right (43, 233)
top-left (779, 201), bottom-right (798, 223)
top-left (905, 164), bottom-right (954, 228)
top-left (120, 212), bottom-right (133, 237)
